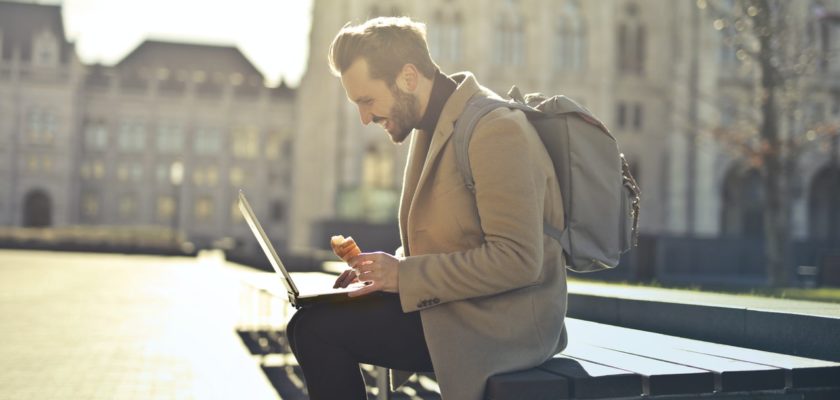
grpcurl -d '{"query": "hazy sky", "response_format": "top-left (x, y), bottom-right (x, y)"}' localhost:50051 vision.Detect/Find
top-left (54, 0), bottom-right (313, 87)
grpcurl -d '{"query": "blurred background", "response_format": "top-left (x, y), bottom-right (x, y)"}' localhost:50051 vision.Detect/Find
top-left (0, 0), bottom-right (839, 291)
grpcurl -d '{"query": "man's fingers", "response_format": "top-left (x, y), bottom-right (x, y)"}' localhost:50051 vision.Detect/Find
top-left (333, 270), bottom-right (350, 288)
top-left (333, 269), bottom-right (359, 288)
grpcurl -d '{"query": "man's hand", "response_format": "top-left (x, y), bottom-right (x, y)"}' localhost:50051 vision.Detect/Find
top-left (332, 268), bottom-right (359, 289)
top-left (345, 252), bottom-right (400, 297)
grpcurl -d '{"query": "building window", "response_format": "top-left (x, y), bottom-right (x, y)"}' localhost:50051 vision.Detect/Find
top-left (32, 30), bottom-right (59, 67)
top-left (27, 108), bottom-right (57, 146)
top-left (633, 103), bottom-right (643, 130)
top-left (722, 167), bottom-right (764, 238)
top-left (117, 164), bottom-right (129, 182)
top-left (616, 3), bottom-right (646, 75)
top-left (156, 164), bottom-right (169, 183)
top-left (118, 194), bottom-right (137, 219)
top-left (494, 10), bottom-right (524, 66)
top-left (194, 197), bottom-right (214, 222)
top-left (616, 101), bottom-right (643, 132)
top-left (84, 121), bottom-right (108, 150)
top-left (429, 10), bottom-right (463, 63)
top-left (617, 103), bottom-right (627, 129)
top-left (554, 1), bottom-right (586, 71)
top-left (192, 166), bottom-right (219, 187)
top-left (157, 195), bottom-right (176, 222)
top-left (265, 132), bottom-right (283, 160)
top-left (362, 144), bottom-right (394, 188)
top-left (82, 192), bottom-right (100, 219)
top-left (369, 4), bottom-right (401, 17)
top-left (283, 138), bottom-right (294, 159)
top-left (80, 163), bottom-right (91, 180)
top-left (26, 155), bottom-right (39, 172)
top-left (232, 126), bottom-right (260, 159)
top-left (156, 123), bottom-right (184, 153)
top-left (132, 163), bottom-right (144, 181)
top-left (229, 167), bottom-right (245, 187)
top-left (118, 121), bottom-right (146, 152)
top-left (194, 127), bottom-right (221, 155)
top-left (116, 163), bottom-right (142, 182)
top-left (271, 200), bottom-right (286, 223)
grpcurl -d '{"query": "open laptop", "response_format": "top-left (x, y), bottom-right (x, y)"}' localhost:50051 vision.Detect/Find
top-left (238, 190), bottom-right (364, 308)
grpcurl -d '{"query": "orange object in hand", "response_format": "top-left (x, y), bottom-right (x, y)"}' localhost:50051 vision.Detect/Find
top-left (331, 235), bottom-right (361, 262)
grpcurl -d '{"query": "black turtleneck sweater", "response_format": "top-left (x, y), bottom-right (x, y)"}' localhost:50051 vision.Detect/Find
top-left (415, 70), bottom-right (457, 133)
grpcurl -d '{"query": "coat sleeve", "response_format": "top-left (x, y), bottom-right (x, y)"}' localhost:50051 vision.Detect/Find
top-left (397, 109), bottom-right (549, 313)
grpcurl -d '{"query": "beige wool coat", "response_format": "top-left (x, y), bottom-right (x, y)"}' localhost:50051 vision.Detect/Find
top-left (393, 72), bottom-right (568, 400)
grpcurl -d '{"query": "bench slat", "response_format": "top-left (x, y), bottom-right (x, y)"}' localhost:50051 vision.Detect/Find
top-left (567, 319), bottom-right (786, 392)
top-left (562, 341), bottom-right (715, 396)
top-left (538, 355), bottom-right (643, 399)
top-left (566, 318), bottom-right (840, 389)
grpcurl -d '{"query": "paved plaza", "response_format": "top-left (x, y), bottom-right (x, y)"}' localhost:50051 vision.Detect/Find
top-left (0, 249), bottom-right (279, 400)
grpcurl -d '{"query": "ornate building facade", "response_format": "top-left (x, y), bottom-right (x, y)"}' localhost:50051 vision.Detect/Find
top-left (1, 0), bottom-right (838, 264)
top-left (0, 1), bottom-right (296, 250)
top-left (291, 0), bottom-right (840, 253)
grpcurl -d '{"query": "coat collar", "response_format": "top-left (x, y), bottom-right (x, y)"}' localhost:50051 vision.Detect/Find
top-left (399, 72), bottom-right (486, 252)
top-left (415, 72), bottom-right (482, 194)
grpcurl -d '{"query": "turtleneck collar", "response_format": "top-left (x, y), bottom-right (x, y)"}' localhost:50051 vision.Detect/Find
top-left (415, 69), bottom-right (457, 133)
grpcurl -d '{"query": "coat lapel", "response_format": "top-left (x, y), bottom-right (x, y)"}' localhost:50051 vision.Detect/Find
top-left (403, 73), bottom-right (483, 242)
top-left (398, 129), bottom-right (431, 254)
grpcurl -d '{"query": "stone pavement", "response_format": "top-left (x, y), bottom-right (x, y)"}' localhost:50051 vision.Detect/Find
top-left (0, 249), bottom-right (279, 400)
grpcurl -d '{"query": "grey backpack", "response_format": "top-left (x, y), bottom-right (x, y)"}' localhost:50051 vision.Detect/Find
top-left (453, 86), bottom-right (641, 272)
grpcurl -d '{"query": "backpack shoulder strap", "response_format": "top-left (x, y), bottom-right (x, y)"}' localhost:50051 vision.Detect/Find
top-left (452, 96), bottom-right (562, 242)
top-left (453, 96), bottom-right (534, 194)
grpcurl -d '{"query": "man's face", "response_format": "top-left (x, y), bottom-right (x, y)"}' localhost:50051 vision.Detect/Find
top-left (340, 58), bottom-right (420, 144)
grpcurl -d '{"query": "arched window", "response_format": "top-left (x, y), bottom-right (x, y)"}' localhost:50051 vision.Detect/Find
top-left (721, 166), bottom-right (764, 238)
top-left (23, 189), bottom-right (52, 227)
top-left (554, 0), bottom-right (586, 71)
top-left (809, 166), bottom-right (840, 243)
top-left (616, 2), bottom-right (645, 75)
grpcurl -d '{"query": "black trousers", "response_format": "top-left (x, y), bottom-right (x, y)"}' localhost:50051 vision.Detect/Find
top-left (287, 292), bottom-right (434, 400)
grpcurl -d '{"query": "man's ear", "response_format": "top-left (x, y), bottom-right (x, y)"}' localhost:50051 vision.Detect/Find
top-left (396, 63), bottom-right (419, 93)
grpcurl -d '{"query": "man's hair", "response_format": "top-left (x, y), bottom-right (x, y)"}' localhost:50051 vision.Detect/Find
top-left (328, 17), bottom-right (439, 84)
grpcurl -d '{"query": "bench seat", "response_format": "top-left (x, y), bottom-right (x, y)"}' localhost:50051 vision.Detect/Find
top-left (486, 319), bottom-right (840, 399)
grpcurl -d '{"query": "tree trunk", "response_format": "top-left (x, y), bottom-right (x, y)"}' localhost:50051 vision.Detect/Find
top-left (756, 0), bottom-right (791, 287)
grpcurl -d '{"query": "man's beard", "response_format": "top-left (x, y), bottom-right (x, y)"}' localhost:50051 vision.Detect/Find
top-left (385, 86), bottom-right (420, 144)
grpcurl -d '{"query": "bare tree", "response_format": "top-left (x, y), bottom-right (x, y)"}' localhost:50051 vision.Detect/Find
top-left (699, 0), bottom-right (839, 286)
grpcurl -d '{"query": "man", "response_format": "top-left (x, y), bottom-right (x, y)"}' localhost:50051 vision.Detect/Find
top-left (286, 17), bottom-right (568, 400)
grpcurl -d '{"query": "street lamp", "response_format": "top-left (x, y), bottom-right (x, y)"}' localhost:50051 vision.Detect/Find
top-left (170, 161), bottom-right (184, 251)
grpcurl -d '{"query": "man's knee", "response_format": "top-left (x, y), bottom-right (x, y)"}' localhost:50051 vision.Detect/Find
top-left (286, 308), bottom-right (308, 355)
top-left (286, 307), bottom-right (326, 355)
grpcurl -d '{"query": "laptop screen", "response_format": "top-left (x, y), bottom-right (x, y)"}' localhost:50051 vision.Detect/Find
top-left (237, 190), bottom-right (299, 298)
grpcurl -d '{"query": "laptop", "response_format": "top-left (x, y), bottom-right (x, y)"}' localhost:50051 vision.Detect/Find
top-left (238, 190), bottom-right (364, 308)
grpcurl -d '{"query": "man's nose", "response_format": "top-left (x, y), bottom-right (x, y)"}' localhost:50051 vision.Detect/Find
top-left (358, 105), bottom-right (372, 125)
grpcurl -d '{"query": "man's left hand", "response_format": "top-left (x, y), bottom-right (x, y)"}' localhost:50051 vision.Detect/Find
top-left (347, 252), bottom-right (400, 297)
